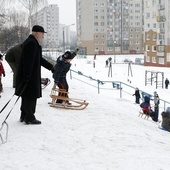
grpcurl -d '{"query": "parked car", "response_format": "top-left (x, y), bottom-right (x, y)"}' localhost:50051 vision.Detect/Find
top-left (123, 58), bottom-right (133, 64)
top-left (135, 58), bottom-right (144, 65)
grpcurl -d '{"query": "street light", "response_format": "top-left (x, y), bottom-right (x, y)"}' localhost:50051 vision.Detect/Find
top-left (63, 23), bottom-right (75, 52)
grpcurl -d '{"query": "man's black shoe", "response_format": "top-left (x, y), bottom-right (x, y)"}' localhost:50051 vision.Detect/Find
top-left (20, 118), bottom-right (24, 122)
top-left (25, 119), bottom-right (41, 125)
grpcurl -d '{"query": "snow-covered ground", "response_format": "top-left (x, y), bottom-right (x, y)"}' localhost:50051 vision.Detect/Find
top-left (0, 54), bottom-right (170, 170)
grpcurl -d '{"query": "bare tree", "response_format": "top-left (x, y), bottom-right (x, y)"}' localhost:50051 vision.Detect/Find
top-left (4, 0), bottom-right (48, 31)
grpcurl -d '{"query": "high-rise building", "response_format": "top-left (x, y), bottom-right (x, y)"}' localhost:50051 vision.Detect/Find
top-left (144, 0), bottom-right (170, 67)
top-left (76, 0), bottom-right (143, 55)
top-left (31, 4), bottom-right (59, 49)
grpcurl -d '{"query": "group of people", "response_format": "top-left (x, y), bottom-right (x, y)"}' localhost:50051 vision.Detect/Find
top-left (133, 88), bottom-right (160, 122)
top-left (2, 25), bottom-right (77, 125)
top-left (133, 88), bottom-right (170, 131)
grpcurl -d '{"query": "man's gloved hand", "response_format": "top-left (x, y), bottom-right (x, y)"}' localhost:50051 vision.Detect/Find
top-left (75, 48), bottom-right (79, 54)
top-left (3, 73), bottom-right (5, 77)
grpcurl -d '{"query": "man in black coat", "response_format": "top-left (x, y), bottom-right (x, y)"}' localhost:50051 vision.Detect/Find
top-left (15, 25), bottom-right (54, 125)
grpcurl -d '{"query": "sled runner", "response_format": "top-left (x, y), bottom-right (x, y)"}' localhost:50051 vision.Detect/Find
top-left (41, 78), bottom-right (51, 89)
top-left (138, 108), bottom-right (150, 119)
top-left (49, 88), bottom-right (89, 110)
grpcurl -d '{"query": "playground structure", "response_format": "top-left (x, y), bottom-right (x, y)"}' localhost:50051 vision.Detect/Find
top-left (108, 61), bottom-right (133, 78)
top-left (145, 70), bottom-right (164, 89)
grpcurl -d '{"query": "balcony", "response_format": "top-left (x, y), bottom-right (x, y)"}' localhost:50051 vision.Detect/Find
top-left (157, 4), bottom-right (165, 10)
top-left (157, 39), bottom-right (165, 45)
top-left (157, 51), bottom-right (164, 56)
top-left (157, 16), bottom-right (166, 22)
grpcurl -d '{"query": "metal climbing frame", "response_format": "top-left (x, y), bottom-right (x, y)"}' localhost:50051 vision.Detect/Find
top-left (145, 70), bottom-right (164, 89)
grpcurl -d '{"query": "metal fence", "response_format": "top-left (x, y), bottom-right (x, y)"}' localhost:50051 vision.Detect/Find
top-left (70, 69), bottom-right (170, 111)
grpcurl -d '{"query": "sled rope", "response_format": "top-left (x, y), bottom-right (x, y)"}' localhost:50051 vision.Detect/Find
top-left (0, 83), bottom-right (27, 145)
top-left (0, 95), bottom-right (20, 145)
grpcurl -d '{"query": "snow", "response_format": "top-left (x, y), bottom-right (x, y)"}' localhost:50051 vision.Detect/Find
top-left (1, 54), bottom-right (170, 170)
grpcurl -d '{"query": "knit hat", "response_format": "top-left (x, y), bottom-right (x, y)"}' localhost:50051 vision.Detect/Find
top-left (63, 51), bottom-right (73, 60)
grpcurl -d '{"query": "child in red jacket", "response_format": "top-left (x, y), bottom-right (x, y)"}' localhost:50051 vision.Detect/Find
top-left (0, 54), bottom-right (5, 95)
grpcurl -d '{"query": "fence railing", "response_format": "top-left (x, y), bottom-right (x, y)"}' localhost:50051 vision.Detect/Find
top-left (70, 69), bottom-right (170, 111)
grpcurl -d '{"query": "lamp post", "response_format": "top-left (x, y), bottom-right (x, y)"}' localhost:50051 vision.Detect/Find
top-left (63, 23), bottom-right (75, 53)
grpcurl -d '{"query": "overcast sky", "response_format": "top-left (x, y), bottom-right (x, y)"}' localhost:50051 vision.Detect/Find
top-left (48, 0), bottom-right (76, 31)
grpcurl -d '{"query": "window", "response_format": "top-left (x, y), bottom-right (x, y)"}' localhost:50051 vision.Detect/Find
top-left (94, 22), bottom-right (98, 26)
top-left (95, 35), bottom-right (99, 39)
top-left (159, 58), bottom-right (164, 64)
top-left (101, 22), bottom-right (105, 26)
top-left (95, 48), bottom-right (99, 51)
top-left (146, 12), bottom-right (150, 18)
top-left (152, 57), bottom-right (156, 63)
top-left (147, 23), bottom-right (150, 28)
top-left (167, 53), bottom-right (170, 62)
top-left (153, 23), bottom-right (156, 29)
top-left (146, 45), bottom-right (150, 51)
top-left (146, 55), bottom-right (150, 62)
top-left (146, 34), bottom-right (150, 40)
top-left (152, 45), bottom-right (156, 52)
top-left (158, 46), bottom-right (164, 52)
top-left (153, 34), bottom-right (156, 41)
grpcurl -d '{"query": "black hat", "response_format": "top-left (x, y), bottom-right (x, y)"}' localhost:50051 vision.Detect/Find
top-left (63, 51), bottom-right (74, 60)
top-left (32, 25), bottom-right (47, 33)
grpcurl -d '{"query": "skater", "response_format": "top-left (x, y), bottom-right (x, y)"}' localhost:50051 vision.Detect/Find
top-left (133, 87), bottom-right (141, 104)
top-left (165, 78), bottom-right (169, 89)
top-left (0, 54), bottom-right (5, 96)
top-left (15, 25), bottom-right (54, 125)
top-left (53, 49), bottom-right (79, 104)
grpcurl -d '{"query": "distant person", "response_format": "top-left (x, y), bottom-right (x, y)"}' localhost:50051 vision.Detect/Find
top-left (15, 25), bottom-right (54, 125)
top-left (0, 54), bottom-right (5, 96)
top-left (53, 49), bottom-right (79, 104)
top-left (94, 54), bottom-right (96, 60)
top-left (93, 60), bottom-right (95, 68)
top-left (165, 78), bottom-right (169, 89)
top-left (5, 43), bottom-right (22, 88)
top-left (153, 91), bottom-right (160, 122)
top-left (105, 59), bottom-right (108, 68)
top-left (133, 87), bottom-right (141, 104)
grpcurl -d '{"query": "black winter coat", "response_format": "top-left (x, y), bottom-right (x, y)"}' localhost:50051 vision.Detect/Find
top-left (53, 56), bottom-right (71, 83)
top-left (15, 35), bottom-right (53, 98)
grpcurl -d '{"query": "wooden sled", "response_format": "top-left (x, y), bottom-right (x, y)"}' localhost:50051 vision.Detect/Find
top-left (138, 108), bottom-right (151, 120)
top-left (49, 88), bottom-right (89, 110)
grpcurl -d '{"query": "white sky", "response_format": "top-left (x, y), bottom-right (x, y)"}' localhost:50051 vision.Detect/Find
top-left (1, 54), bottom-right (170, 169)
top-left (48, 0), bottom-right (76, 31)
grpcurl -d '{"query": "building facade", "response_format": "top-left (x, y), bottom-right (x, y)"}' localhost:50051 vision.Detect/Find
top-left (31, 4), bottom-right (59, 50)
top-left (144, 0), bottom-right (170, 67)
top-left (76, 0), bottom-right (143, 55)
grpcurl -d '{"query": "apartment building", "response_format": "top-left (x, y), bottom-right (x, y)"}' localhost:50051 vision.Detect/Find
top-left (76, 0), bottom-right (143, 55)
top-left (31, 4), bottom-right (59, 49)
top-left (144, 0), bottom-right (170, 67)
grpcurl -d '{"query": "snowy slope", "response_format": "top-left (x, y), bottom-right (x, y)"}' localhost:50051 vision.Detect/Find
top-left (0, 55), bottom-right (170, 170)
